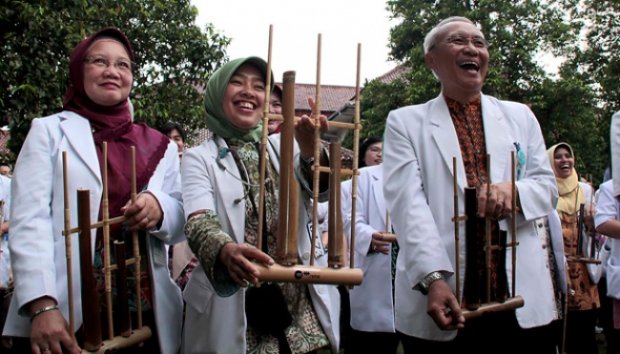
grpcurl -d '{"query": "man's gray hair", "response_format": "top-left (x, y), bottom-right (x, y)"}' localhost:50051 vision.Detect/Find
top-left (423, 16), bottom-right (475, 54)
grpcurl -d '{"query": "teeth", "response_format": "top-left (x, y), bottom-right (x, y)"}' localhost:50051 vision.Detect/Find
top-left (238, 102), bottom-right (253, 109)
top-left (460, 62), bottom-right (479, 70)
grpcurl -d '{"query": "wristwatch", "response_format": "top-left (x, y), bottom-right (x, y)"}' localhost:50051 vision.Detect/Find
top-left (419, 271), bottom-right (444, 295)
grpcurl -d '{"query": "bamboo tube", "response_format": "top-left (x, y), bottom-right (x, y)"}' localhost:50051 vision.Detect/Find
top-left (484, 154), bottom-right (492, 303)
top-left (462, 296), bottom-right (524, 320)
top-left (452, 157), bottom-right (462, 302)
top-left (82, 327), bottom-right (152, 354)
top-left (257, 24), bottom-right (274, 254)
top-left (77, 189), bottom-right (102, 351)
top-left (349, 43), bottom-right (362, 270)
top-left (62, 151), bottom-right (75, 337)
top-left (102, 142), bottom-right (114, 339)
top-left (130, 146), bottom-right (143, 329)
top-left (309, 33), bottom-right (322, 266)
top-left (463, 187), bottom-right (480, 310)
top-left (328, 142), bottom-right (344, 268)
top-left (275, 71), bottom-right (299, 266)
top-left (113, 240), bottom-right (131, 337)
top-left (254, 263), bottom-right (362, 285)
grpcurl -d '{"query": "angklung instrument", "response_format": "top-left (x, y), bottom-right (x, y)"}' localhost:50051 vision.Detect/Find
top-left (561, 177), bottom-right (600, 353)
top-left (452, 152), bottom-right (524, 320)
top-left (253, 26), bottom-right (363, 285)
top-left (62, 145), bottom-right (151, 353)
top-left (566, 187), bottom-right (600, 265)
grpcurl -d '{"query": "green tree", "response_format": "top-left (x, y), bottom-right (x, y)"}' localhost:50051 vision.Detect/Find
top-left (0, 0), bottom-right (230, 157)
top-left (358, 0), bottom-right (609, 179)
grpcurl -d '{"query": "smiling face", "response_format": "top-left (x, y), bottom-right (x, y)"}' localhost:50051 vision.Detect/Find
top-left (425, 21), bottom-right (489, 103)
top-left (364, 142), bottom-right (383, 167)
top-left (553, 146), bottom-right (574, 179)
top-left (267, 88), bottom-right (283, 134)
top-left (222, 64), bottom-right (266, 130)
top-left (167, 128), bottom-right (185, 154)
top-left (83, 39), bottom-right (133, 106)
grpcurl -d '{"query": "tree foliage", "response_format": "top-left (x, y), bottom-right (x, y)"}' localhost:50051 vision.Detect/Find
top-left (0, 0), bottom-right (230, 159)
top-left (358, 0), bottom-right (614, 183)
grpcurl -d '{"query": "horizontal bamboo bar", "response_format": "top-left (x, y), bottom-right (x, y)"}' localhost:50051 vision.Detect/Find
top-left (462, 296), bottom-right (524, 320)
top-left (566, 256), bottom-right (601, 264)
top-left (255, 263), bottom-right (363, 285)
top-left (63, 215), bottom-right (126, 236)
top-left (82, 326), bottom-right (152, 354)
top-left (315, 166), bottom-right (355, 176)
top-left (266, 114), bottom-right (359, 130)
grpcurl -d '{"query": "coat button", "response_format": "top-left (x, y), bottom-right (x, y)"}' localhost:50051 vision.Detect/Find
top-left (302, 252), bottom-right (310, 261)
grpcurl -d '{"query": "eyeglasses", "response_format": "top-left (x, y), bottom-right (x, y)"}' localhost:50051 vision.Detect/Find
top-left (84, 56), bottom-right (134, 73)
top-left (444, 34), bottom-right (489, 49)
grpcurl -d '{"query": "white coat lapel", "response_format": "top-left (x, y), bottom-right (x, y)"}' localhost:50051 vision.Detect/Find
top-left (481, 95), bottom-right (509, 184)
top-left (370, 166), bottom-right (387, 227)
top-left (211, 137), bottom-right (246, 243)
top-left (59, 112), bottom-right (101, 183)
top-left (430, 96), bottom-right (468, 192)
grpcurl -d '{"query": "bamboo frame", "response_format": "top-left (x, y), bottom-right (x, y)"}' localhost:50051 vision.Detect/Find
top-left (62, 145), bottom-right (152, 353)
top-left (452, 153), bottom-right (524, 320)
top-left (253, 27), bottom-right (362, 286)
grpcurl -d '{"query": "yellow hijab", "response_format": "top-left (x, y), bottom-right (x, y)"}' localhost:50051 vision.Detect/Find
top-left (547, 142), bottom-right (584, 215)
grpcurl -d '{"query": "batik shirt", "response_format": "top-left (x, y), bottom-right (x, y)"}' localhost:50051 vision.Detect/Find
top-left (185, 138), bottom-right (329, 354)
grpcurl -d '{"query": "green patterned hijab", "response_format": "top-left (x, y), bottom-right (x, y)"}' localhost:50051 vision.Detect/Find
top-left (204, 57), bottom-right (274, 142)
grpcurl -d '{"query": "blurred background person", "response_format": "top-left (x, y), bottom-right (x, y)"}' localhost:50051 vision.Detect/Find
top-left (547, 142), bottom-right (600, 354)
top-left (159, 121), bottom-right (186, 159)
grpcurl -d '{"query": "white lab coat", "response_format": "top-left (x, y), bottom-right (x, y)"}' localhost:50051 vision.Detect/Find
top-left (594, 180), bottom-right (620, 299)
top-left (348, 165), bottom-right (396, 332)
top-left (180, 134), bottom-right (340, 354)
top-left (3, 111), bottom-right (184, 354)
top-left (383, 94), bottom-right (559, 341)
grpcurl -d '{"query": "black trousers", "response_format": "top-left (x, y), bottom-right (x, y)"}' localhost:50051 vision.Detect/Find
top-left (345, 329), bottom-right (400, 354)
top-left (400, 311), bottom-right (558, 354)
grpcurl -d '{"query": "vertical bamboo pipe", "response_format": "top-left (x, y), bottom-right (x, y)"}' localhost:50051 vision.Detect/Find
top-left (309, 33), bottom-right (322, 266)
top-left (453, 157), bottom-right (461, 302)
top-left (328, 143), bottom-right (343, 268)
top-left (589, 189), bottom-right (596, 259)
top-left (114, 238), bottom-right (131, 337)
top-left (276, 71), bottom-right (299, 265)
top-left (102, 142), bottom-right (114, 339)
top-left (78, 189), bottom-right (102, 351)
top-left (257, 24), bottom-right (274, 253)
top-left (62, 152), bottom-right (75, 337)
top-left (484, 154), bottom-right (492, 303)
top-left (130, 146), bottom-right (143, 329)
top-left (349, 43), bottom-right (362, 270)
top-left (510, 152), bottom-right (517, 297)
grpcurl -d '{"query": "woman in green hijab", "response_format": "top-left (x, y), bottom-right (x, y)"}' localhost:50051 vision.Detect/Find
top-left (180, 57), bottom-right (340, 354)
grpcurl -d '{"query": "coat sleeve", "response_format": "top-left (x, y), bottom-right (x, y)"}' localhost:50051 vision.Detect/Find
top-left (611, 111), bottom-right (620, 197)
top-left (9, 118), bottom-right (58, 312)
top-left (382, 109), bottom-right (454, 288)
top-left (145, 141), bottom-right (184, 245)
top-left (511, 105), bottom-right (558, 222)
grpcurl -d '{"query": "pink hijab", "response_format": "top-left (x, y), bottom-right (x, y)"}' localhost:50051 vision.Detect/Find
top-left (63, 28), bottom-right (169, 217)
